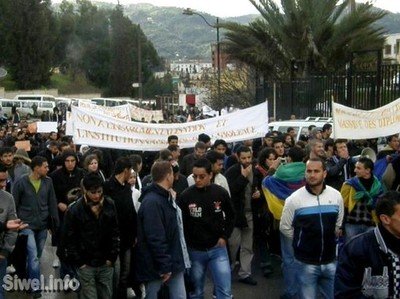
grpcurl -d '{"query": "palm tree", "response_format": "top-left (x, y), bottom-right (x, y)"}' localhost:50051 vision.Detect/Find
top-left (222, 0), bottom-right (386, 79)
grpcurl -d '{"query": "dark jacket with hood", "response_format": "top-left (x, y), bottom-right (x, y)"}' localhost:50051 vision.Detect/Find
top-left (136, 183), bottom-right (185, 282)
top-left (49, 151), bottom-right (85, 207)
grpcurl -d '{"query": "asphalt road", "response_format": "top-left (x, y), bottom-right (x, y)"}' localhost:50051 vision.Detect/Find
top-left (6, 237), bottom-right (284, 299)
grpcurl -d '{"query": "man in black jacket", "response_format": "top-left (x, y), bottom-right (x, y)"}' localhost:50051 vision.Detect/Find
top-left (326, 139), bottom-right (355, 191)
top-left (225, 145), bottom-right (263, 286)
top-left (49, 150), bottom-right (85, 277)
top-left (104, 157), bottom-right (137, 299)
top-left (335, 191), bottom-right (400, 298)
top-left (136, 160), bottom-right (190, 299)
top-left (179, 158), bottom-right (235, 298)
top-left (62, 174), bottom-right (119, 299)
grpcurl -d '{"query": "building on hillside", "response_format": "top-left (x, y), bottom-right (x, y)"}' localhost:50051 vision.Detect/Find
top-left (169, 61), bottom-right (212, 75)
top-left (383, 33), bottom-right (400, 63)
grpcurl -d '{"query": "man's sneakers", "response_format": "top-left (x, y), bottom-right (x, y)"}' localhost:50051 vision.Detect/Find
top-left (52, 258), bottom-right (60, 268)
top-left (6, 264), bottom-right (16, 274)
top-left (238, 276), bottom-right (257, 286)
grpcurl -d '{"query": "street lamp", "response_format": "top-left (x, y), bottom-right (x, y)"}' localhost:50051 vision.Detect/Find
top-left (183, 8), bottom-right (221, 111)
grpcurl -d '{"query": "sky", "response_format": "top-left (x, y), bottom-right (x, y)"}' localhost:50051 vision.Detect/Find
top-left (86, 0), bottom-right (400, 17)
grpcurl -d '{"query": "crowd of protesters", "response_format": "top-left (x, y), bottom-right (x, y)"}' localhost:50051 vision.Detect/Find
top-left (0, 115), bottom-right (399, 299)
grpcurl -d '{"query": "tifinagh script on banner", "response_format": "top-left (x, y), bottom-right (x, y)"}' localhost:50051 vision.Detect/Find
top-left (332, 98), bottom-right (400, 139)
top-left (71, 102), bottom-right (269, 151)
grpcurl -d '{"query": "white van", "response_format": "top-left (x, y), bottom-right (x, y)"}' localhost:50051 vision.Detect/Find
top-left (0, 99), bottom-right (55, 118)
top-left (13, 94), bottom-right (56, 102)
top-left (91, 98), bottom-right (123, 107)
top-left (268, 117), bottom-right (333, 141)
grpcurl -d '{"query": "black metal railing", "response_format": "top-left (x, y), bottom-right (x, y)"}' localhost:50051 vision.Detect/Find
top-left (261, 64), bottom-right (400, 120)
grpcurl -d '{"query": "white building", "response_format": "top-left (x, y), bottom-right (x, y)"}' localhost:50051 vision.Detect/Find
top-left (383, 33), bottom-right (400, 63)
top-left (170, 61), bottom-right (212, 75)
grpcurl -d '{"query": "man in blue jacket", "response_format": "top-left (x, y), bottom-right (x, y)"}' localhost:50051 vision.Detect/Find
top-left (136, 160), bottom-right (190, 299)
top-left (335, 191), bottom-right (400, 298)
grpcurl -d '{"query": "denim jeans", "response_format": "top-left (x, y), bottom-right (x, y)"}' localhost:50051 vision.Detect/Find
top-left (19, 228), bottom-right (47, 291)
top-left (189, 246), bottom-right (231, 299)
top-left (77, 264), bottom-right (114, 299)
top-left (280, 233), bottom-right (299, 298)
top-left (117, 248), bottom-right (131, 299)
top-left (0, 257), bottom-right (7, 299)
top-left (345, 223), bottom-right (374, 241)
top-left (296, 260), bottom-right (336, 299)
top-left (145, 270), bottom-right (186, 299)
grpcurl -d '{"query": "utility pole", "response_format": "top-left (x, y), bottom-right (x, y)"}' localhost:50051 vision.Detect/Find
top-left (216, 17), bottom-right (221, 114)
top-left (350, 0), bottom-right (356, 13)
top-left (138, 25), bottom-right (143, 107)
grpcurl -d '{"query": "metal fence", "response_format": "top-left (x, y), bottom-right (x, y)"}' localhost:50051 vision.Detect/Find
top-left (259, 64), bottom-right (400, 120)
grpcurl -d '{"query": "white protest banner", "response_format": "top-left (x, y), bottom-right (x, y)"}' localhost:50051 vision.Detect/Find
top-left (332, 98), bottom-right (400, 139)
top-left (37, 122), bottom-right (58, 133)
top-left (72, 102), bottom-right (268, 151)
top-left (78, 101), bottom-right (131, 120)
top-left (128, 104), bottom-right (163, 122)
top-left (66, 112), bottom-right (73, 136)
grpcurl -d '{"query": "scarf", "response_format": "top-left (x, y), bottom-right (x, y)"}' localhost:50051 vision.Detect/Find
top-left (346, 176), bottom-right (383, 208)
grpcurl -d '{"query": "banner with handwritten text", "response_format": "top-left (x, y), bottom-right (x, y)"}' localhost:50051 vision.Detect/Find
top-left (78, 101), bottom-right (131, 121)
top-left (71, 102), bottom-right (268, 151)
top-left (332, 98), bottom-right (400, 139)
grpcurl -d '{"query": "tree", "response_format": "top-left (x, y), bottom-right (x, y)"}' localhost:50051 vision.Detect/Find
top-left (108, 5), bottom-right (135, 96)
top-left (4, 0), bottom-right (55, 89)
top-left (200, 64), bottom-right (256, 110)
top-left (53, 0), bottom-right (77, 72)
top-left (222, 0), bottom-right (387, 79)
top-left (75, 0), bottom-right (111, 88)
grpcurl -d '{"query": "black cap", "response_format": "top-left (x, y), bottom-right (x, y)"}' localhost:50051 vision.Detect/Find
top-left (265, 132), bottom-right (274, 138)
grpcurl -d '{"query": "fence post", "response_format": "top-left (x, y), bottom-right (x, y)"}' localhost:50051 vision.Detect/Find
top-left (376, 50), bottom-right (382, 108)
top-left (346, 54), bottom-right (353, 106)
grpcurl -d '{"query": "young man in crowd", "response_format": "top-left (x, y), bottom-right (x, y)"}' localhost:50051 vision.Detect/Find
top-left (136, 160), bottom-right (189, 299)
top-left (335, 191), bottom-right (400, 298)
top-left (180, 141), bottom-right (207, 177)
top-left (62, 174), bottom-right (119, 299)
top-left (280, 158), bottom-right (344, 299)
top-left (0, 164), bottom-right (27, 297)
top-left (178, 158), bottom-right (235, 298)
top-left (104, 157), bottom-right (137, 299)
top-left (225, 145), bottom-right (263, 286)
top-left (325, 139), bottom-right (355, 191)
top-left (341, 157), bottom-right (385, 240)
top-left (12, 156), bottom-right (59, 298)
